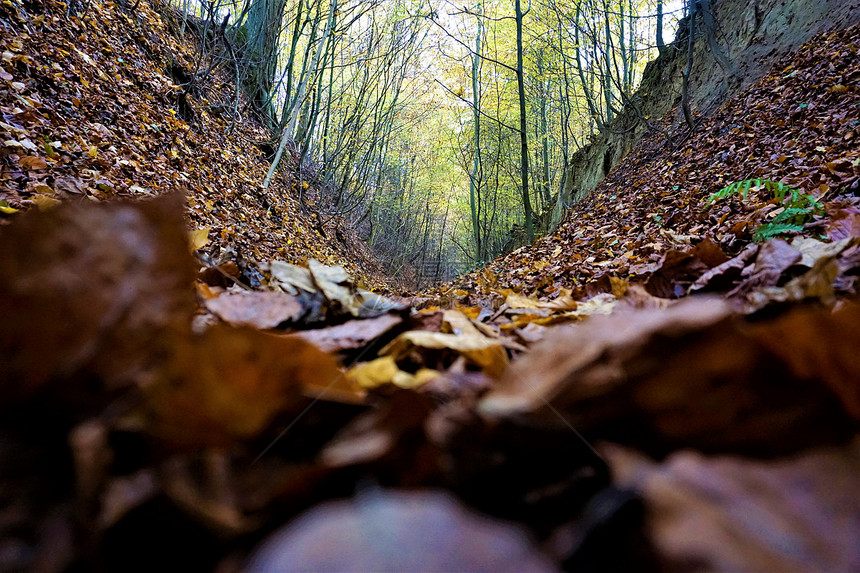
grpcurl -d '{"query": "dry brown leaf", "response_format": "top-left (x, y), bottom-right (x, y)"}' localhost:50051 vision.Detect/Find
top-left (19, 155), bottom-right (47, 170)
top-left (480, 297), bottom-right (855, 456)
top-left (289, 313), bottom-right (402, 353)
top-left (205, 290), bottom-right (304, 330)
top-left (690, 243), bottom-right (759, 293)
top-left (605, 438), bottom-right (860, 573)
top-left (825, 208), bottom-right (860, 241)
top-left (752, 301), bottom-right (860, 419)
top-left (144, 326), bottom-right (342, 447)
top-left (0, 194), bottom-right (195, 401)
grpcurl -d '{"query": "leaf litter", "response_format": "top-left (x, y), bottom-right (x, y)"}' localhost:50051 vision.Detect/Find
top-left (4, 188), bottom-right (860, 570)
top-left (1, 5), bottom-right (860, 573)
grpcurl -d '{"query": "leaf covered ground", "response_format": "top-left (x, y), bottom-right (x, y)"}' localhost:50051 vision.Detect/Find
top-left (445, 23), bottom-right (859, 300)
top-left (0, 0), bottom-right (388, 288)
top-left (1, 2), bottom-right (860, 572)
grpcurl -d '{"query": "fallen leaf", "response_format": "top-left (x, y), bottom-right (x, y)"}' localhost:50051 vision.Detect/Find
top-left (205, 291), bottom-right (304, 329)
top-left (0, 194), bottom-right (195, 401)
top-left (605, 438), bottom-right (860, 573)
top-left (0, 199), bottom-right (19, 214)
top-left (19, 155), bottom-right (47, 170)
top-left (144, 325), bottom-right (342, 446)
top-left (290, 313), bottom-right (402, 353)
top-left (381, 331), bottom-right (510, 378)
top-left (188, 226), bottom-right (210, 251)
top-left (31, 194), bottom-right (61, 210)
top-left (347, 356), bottom-right (400, 389)
top-left (248, 489), bottom-right (556, 572)
top-left (270, 260), bottom-right (317, 294)
top-left (480, 297), bottom-right (855, 456)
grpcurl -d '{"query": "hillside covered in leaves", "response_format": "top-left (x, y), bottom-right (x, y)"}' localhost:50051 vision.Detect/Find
top-left (0, 0), bottom-right (387, 287)
top-left (1, 1), bottom-right (860, 572)
top-left (447, 23), bottom-right (860, 300)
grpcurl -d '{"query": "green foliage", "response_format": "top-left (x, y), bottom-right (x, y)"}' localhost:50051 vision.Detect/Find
top-left (707, 178), bottom-right (824, 242)
top-left (752, 222), bottom-right (805, 242)
top-left (705, 178), bottom-right (807, 205)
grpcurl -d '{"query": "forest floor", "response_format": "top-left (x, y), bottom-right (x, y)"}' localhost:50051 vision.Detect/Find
top-left (1, 0), bottom-right (860, 570)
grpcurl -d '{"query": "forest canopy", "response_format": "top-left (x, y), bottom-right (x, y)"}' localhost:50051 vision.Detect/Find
top-left (173, 0), bottom-right (685, 285)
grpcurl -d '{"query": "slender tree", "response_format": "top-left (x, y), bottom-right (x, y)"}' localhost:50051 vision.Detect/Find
top-left (468, 0), bottom-right (484, 262)
top-left (515, 0), bottom-right (535, 241)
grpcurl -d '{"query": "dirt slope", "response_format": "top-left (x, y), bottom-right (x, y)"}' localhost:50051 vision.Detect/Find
top-left (450, 23), bottom-right (860, 298)
top-left (0, 0), bottom-right (387, 287)
top-left (554, 0), bottom-right (860, 221)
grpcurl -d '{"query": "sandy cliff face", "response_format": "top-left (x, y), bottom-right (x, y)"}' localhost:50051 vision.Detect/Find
top-left (553, 0), bottom-right (860, 227)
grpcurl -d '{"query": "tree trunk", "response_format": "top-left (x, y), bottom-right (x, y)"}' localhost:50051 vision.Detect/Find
top-left (515, 0), bottom-right (534, 242)
top-left (242, 0), bottom-right (287, 128)
top-left (537, 52), bottom-right (551, 207)
top-left (469, 0), bottom-right (483, 262)
top-left (681, 0), bottom-right (697, 131)
top-left (263, 0), bottom-right (337, 189)
top-left (602, 0), bottom-right (614, 123)
top-left (574, 1), bottom-right (605, 132)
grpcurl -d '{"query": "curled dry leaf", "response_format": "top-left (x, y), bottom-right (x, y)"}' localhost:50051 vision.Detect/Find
top-left (205, 291), bottom-right (304, 330)
top-left (604, 438), bottom-right (860, 573)
top-left (289, 313), bottom-right (403, 353)
top-left (480, 297), bottom-right (857, 457)
top-left (381, 331), bottom-right (511, 379)
top-left (270, 260), bottom-right (316, 294)
top-left (142, 325), bottom-right (343, 447)
top-left (690, 243), bottom-right (759, 293)
top-left (308, 258), bottom-right (355, 312)
top-left (247, 489), bottom-right (556, 573)
top-left (0, 194), bottom-right (195, 401)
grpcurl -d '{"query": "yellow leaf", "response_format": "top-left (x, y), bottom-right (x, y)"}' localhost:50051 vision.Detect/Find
top-left (188, 227), bottom-right (210, 251)
top-left (506, 292), bottom-right (541, 309)
top-left (145, 326), bottom-right (343, 446)
top-left (0, 200), bottom-right (19, 214)
top-left (381, 331), bottom-right (509, 378)
top-left (87, 146), bottom-right (98, 158)
top-left (391, 368), bottom-right (440, 389)
top-left (442, 309), bottom-right (483, 336)
top-left (347, 356), bottom-right (400, 389)
top-left (32, 194), bottom-right (61, 211)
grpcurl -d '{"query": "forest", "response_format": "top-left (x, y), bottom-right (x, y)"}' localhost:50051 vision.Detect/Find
top-left (170, 0), bottom-right (688, 285)
top-left (1, 0), bottom-right (859, 570)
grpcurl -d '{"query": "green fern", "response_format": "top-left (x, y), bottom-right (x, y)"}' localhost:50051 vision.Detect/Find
top-left (753, 222), bottom-right (805, 242)
top-left (771, 206), bottom-right (817, 225)
top-left (706, 178), bottom-right (760, 204)
top-left (706, 177), bottom-right (825, 242)
top-left (706, 178), bottom-right (806, 206)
